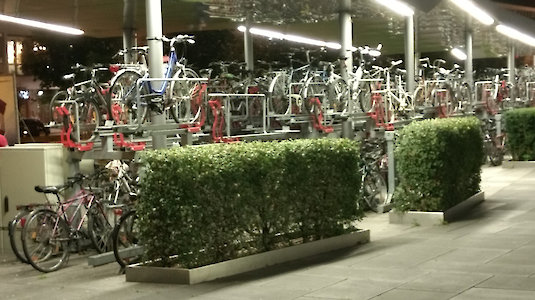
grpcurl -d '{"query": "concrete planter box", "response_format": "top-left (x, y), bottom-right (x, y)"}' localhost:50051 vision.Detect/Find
top-left (389, 191), bottom-right (485, 226)
top-left (502, 160), bottom-right (535, 169)
top-left (125, 229), bottom-right (370, 284)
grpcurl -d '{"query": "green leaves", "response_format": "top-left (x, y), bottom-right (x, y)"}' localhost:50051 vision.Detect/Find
top-left (505, 108), bottom-right (535, 161)
top-left (137, 139), bottom-right (363, 268)
top-left (393, 117), bottom-right (484, 212)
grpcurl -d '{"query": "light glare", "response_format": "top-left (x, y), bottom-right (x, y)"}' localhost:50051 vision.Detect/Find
top-left (450, 0), bottom-right (494, 25)
top-left (451, 48), bottom-right (467, 60)
top-left (496, 24), bottom-right (535, 47)
top-left (0, 13), bottom-right (84, 35)
top-left (374, 0), bottom-right (414, 17)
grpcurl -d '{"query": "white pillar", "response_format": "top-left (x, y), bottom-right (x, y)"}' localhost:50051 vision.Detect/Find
top-left (244, 16), bottom-right (254, 73)
top-left (123, 0), bottom-right (136, 64)
top-left (465, 22), bottom-right (473, 87)
top-left (508, 42), bottom-right (516, 99)
top-left (405, 15), bottom-right (415, 93)
top-left (145, 0), bottom-right (166, 149)
top-left (339, 0), bottom-right (353, 80)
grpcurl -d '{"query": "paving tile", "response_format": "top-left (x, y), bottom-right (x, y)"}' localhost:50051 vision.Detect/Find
top-left (450, 287), bottom-right (535, 300)
top-left (179, 284), bottom-right (308, 300)
top-left (419, 248), bottom-right (510, 270)
top-left (476, 275), bottom-right (535, 291)
top-left (371, 288), bottom-right (455, 300)
top-left (303, 279), bottom-right (400, 300)
top-left (487, 246), bottom-right (535, 266)
top-left (259, 274), bottom-right (345, 292)
top-left (399, 271), bottom-right (492, 293)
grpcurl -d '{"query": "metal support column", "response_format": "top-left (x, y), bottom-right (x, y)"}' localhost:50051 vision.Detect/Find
top-left (339, 0), bottom-right (353, 81)
top-left (385, 131), bottom-right (395, 205)
top-left (244, 15), bottom-right (254, 73)
top-left (465, 20), bottom-right (474, 87)
top-left (145, 0), bottom-right (166, 149)
top-left (508, 42), bottom-right (516, 100)
top-left (123, 0), bottom-right (136, 64)
top-left (0, 33), bottom-right (7, 74)
top-left (405, 15), bottom-right (416, 93)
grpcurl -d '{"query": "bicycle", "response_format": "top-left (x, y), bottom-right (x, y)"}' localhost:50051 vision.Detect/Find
top-left (8, 203), bottom-right (52, 264)
top-left (50, 64), bottom-right (112, 143)
top-left (360, 139), bottom-right (389, 212)
top-left (21, 174), bottom-right (113, 272)
top-left (109, 34), bottom-right (200, 125)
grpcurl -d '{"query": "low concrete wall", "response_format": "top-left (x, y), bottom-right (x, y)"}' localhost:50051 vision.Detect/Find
top-left (126, 229), bottom-right (370, 284)
top-left (389, 191), bottom-right (485, 226)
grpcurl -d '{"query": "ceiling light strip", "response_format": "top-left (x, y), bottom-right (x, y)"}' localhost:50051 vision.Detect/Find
top-left (0, 13), bottom-right (84, 35)
top-left (449, 0), bottom-right (494, 25)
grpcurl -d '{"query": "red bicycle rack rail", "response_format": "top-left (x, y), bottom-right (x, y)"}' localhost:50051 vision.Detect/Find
top-left (308, 97), bottom-right (334, 133)
top-left (208, 98), bottom-right (240, 143)
top-left (56, 106), bottom-right (94, 151)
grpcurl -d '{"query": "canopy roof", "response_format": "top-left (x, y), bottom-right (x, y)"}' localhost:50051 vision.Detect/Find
top-left (0, 0), bottom-right (534, 58)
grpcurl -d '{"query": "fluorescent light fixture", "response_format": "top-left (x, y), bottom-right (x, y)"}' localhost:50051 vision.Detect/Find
top-left (451, 48), bottom-right (467, 60)
top-left (0, 13), bottom-right (84, 35)
top-left (237, 25), bottom-right (342, 49)
top-left (374, 0), bottom-right (414, 17)
top-left (496, 24), bottom-right (535, 47)
top-left (449, 0), bottom-right (494, 25)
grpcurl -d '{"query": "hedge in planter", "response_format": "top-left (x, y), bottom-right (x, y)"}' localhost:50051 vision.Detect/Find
top-left (137, 139), bottom-right (363, 268)
top-left (504, 107), bottom-right (535, 161)
top-left (393, 117), bottom-right (484, 212)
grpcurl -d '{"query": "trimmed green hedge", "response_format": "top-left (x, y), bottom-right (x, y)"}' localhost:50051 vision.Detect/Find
top-left (393, 117), bottom-right (484, 212)
top-left (137, 139), bottom-right (363, 268)
top-left (504, 107), bottom-right (535, 161)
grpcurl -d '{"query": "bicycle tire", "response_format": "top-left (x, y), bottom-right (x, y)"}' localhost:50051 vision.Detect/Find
top-left (72, 99), bottom-right (101, 143)
top-left (87, 204), bottom-right (113, 253)
top-left (49, 91), bottom-right (70, 124)
top-left (22, 210), bottom-right (70, 273)
top-left (363, 170), bottom-right (388, 212)
top-left (302, 74), bottom-right (327, 113)
top-left (112, 210), bottom-right (141, 268)
top-left (268, 73), bottom-right (289, 115)
top-left (328, 77), bottom-right (349, 113)
top-left (169, 68), bottom-right (201, 123)
top-left (8, 212), bottom-right (30, 264)
top-left (358, 82), bottom-right (373, 113)
top-left (109, 70), bottom-right (148, 124)
top-left (487, 135), bottom-right (504, 166)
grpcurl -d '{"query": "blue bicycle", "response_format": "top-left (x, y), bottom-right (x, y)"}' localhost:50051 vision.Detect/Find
top-left (109, 34), bottom-right (200, 125)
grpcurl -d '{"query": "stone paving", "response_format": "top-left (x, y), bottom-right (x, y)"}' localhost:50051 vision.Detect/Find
top-left (1, 166), bottom-right (535, 299)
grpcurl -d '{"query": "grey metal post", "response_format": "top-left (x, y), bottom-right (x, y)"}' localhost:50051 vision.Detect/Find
top-left (508, 42), bottom-right (516, 100)
top-left (244, 16), bottom-right (254, 73)
top-left (495, 114), bottom-right (502, 136)
top-left (339, 0), bottom-right (353, 81)
top-left (145, 0), bottom-right (166, 149)
top-left (123, 0), bottom-right (136, 64)
top-left (0, 33), bottom-right (8, 75)
top-left (405, 15), bottom-right (415, 93)
top-left (385, 131), bottom-right (395, 202)
top-left (465, 19), bottom-right (474, 87)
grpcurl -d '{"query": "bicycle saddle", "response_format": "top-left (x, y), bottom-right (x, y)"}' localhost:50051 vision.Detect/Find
top-left (34, 185), bottom-right (60, 194)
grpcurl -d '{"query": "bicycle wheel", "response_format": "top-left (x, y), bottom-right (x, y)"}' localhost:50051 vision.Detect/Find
top-left (73, 99), bottom-right (101, 143)
top-left (268, 73), bottom-right (289, 115)
top-left (169, 68), bottom-right (200, 123)
top-left (22, 210), bottom-right (70, 273)
top-left (363, 170), bottom-right (388, 212)
top-left (87, 205), bottom-right (113, 253)
top-left (109, 70), bottom-right (147, 124)
top-left (112, 210), bottom-right (142, 268)
top-left (328, 78), bottom-right (349, 113)
top-left (303, 74), bottom-right (327, 113)
top-left (358, 82), bottom-right (373, 113)
top-left (487, 135), bottom-right (504, 166)
top-left (49, 91), bottom-right (70, 124)
top-left (8, 212), bottom-right (30, 264)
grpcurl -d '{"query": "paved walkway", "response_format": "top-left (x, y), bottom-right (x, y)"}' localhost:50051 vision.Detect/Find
top-left (1, 166), bottom-right (535, 299)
